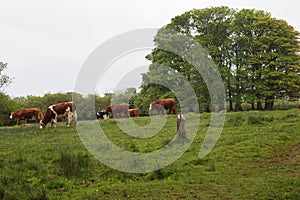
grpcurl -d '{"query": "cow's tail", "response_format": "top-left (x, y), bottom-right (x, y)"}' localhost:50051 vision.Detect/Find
top-left (38, 110), bottom-right (43, 121)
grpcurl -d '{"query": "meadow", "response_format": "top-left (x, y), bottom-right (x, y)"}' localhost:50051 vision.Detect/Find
top-left (0, 109), bottom-right (299, 199)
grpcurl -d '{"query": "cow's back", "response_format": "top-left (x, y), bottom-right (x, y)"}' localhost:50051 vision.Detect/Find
top-left (129, 108), bottom-right (139, 117)
top-left (52, 102), bottom-right (75, 115)
top-left (16, 108), bottom-right (40, 117)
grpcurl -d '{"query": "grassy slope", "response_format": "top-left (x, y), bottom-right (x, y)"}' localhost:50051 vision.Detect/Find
top-left (0, 109), bottom-right (299, 199)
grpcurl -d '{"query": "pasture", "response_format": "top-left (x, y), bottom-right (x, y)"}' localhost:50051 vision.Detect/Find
top-left (0, 109), bottom-right (299, 199)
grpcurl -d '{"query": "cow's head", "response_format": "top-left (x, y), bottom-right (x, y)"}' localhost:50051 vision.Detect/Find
top-left (9, 112), bottom-right (15, 119)
top-left (39, 120), bottom-right (46, 129)
top-left (39, 108), bottom-right (52, 129)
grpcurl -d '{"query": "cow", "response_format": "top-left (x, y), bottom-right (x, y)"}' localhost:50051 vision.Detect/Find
top-left (176, 113), bottom-right (186, 138)
top-left (10, 108), bottom-right (42, 125)
top-left (96, 111), bottom-right (109, 119)
top-left (149, 98), bottom-right (176, 114)
top-left (298, 104), bottom-right (300, 109)
top-left (39, 102), bottom-right (77, 129)
top-left (104, 104), bottom-right (129, 118)
top-left (128, 108), bottom-right (139, 117)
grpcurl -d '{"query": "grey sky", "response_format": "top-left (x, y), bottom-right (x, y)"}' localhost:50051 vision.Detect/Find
top-left (1, 0), bottom-right (299, 97)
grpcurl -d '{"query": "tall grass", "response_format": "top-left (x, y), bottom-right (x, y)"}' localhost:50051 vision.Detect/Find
top-left (54, 151), bottom-right (92, 179)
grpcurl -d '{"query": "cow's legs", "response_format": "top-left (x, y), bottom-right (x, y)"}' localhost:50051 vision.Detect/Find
top-left (65, 107), bottom-right (77, 128)
top-left (51, 113), bottom-right (58, 128)
top-left (67, 111), bottom-right (73, 127)
top-left (51, 118), bottom-right (57, 128)
top-left (16, 118), bottom-right (20, 125)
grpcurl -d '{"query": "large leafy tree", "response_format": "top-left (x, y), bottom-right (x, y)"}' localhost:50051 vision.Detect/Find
top-left (230, 9), bottom-right (270, 110)
top-left (250, 17), bottom-right (300, 110)
top-left (141, 7), bottom-right (300, 111)
top-left (141, 27), bottom-right (214, 112)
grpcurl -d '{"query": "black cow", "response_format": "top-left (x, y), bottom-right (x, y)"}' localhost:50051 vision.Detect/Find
top-left (96, 111), bottom-right (109, 119)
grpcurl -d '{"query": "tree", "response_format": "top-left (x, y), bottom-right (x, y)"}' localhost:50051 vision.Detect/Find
top-left (142, 24), bottom-right (220, 112)
top-left (141, 7), bottom-right (234, 112)
top-left (190, 7), bottom-right (235, 111)
top-left (0, 62), bottom-right (14, 125)
top-left (250, 17), bottom-right (300, 110)
top-left (0, 93), bottom-right (18, 126)
top-left (230, 9), bottom-right (270, 110)
top-left (0, 62), bottom-right (13, 91)
top-left (141, 7), bottom-right (300, 111)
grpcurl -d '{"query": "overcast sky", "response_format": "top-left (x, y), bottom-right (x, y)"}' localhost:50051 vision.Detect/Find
top-left (1, 0), bottom-right (299, 97)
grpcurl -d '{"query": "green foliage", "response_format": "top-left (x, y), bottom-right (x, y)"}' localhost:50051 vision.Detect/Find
top-left (0, 92), bottom-right (19, 126)
top-left (0, 62), bottom-right (13, 90)
top-left (95, 93), bottom-right (111, 111)
top-left (141, 6), bottom-right (300, 112)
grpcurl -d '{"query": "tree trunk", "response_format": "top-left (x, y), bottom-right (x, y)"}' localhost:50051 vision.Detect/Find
top-left (251, 102), bottom-right (255, 110)
top-left (257, 101), bottom-right (263, 110)
top-left (235, 103), bottom-right (242, 111)
top-left (227, 77), bottom-right (233, 111)
top-left (229, 100), bottom-right (233, 111)
top-left (264, 96), bottom-right (274, 110)
top-left (228, 90), bottom-right (233, 111)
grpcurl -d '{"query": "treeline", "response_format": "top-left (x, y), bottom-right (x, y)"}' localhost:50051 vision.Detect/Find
top-left (141, 6), bottom-right (300, 112)
top-left (0, 92), bottom-right (111, 126)
top-left (0, 89), bottom-right (155, 126)
top-left (1, 89), bottom-right (299, 126)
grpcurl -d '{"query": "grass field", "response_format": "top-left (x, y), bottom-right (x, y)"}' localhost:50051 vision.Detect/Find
top-left (0, 109), bottom-right (299, 199)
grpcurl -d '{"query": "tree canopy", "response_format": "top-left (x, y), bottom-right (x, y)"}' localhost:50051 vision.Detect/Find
top-left (140, 6), bottom-right (300, 111)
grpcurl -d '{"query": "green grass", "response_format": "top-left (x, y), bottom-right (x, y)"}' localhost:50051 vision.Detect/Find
top-left (0, 109), bottom-right (299, 199)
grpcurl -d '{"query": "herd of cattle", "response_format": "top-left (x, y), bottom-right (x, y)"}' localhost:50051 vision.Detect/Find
top-left (9, 98), bottom-right (177, 129)
top-left (10, 102), bottom-right (77, 129)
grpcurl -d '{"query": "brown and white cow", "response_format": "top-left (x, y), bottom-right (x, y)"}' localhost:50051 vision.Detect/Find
top-left (298, 104), bottom-right (300, 109)
top-left (149, 98), bottom-right (176, 114)
top-left (128, 108), bottom-right (139, 117)
top-left (104, 103), bottom-right (129, 118)
top-left (10, 108), bottom-right (43, 125)
top-left (39, 102), bottom-right (77, 129)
